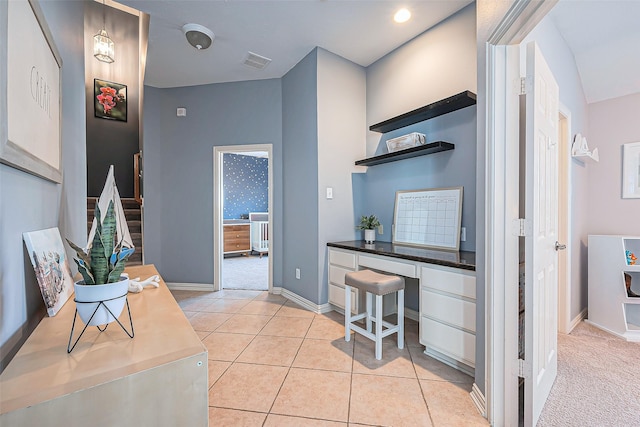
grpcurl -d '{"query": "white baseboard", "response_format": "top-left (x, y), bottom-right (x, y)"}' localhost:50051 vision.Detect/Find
top-left (470, 383), bottom-right (487, 417)
top-left (405, 307), bottom-right (419, 322)
top-left (568, 308), bottom-right (587, 333)
top-left (424, 346), bottom-right (474, 377)
top-left (166, 282), bottom-right (214, 292)
top-left (278, 288), bottom-right (333, 314)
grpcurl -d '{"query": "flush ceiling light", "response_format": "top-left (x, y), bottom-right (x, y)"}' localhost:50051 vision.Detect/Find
top-left (182, 23), bottom-right (215, 50)
top-left (394, 8), bottom-right (411, 23)
top-left (93, 0), bottom-right (115, 63)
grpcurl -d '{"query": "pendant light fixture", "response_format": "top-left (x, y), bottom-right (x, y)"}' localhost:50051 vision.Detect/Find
top-left (93, 0), bottom-right (115, 63)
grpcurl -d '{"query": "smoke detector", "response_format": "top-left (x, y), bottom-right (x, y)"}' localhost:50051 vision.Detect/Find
top-left (182, 23), bottom-right (214, 50)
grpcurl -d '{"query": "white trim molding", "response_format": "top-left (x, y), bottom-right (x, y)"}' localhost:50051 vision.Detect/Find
top-left (569, 308), bottom-right (587, 333)
top-left (278, 287), bottom-right (333, 314)
top-left (166, 282), bottom-right (215, 292)
top-left (404, 307), bottom-right (420, 322)
top-left (470, 383), bottom-right (487, 417)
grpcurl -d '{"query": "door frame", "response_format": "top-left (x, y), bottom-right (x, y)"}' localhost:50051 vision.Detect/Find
top-left (484, 1), bottom-right (558, 425)
top-left (557, 104), bottom-right (572, 334)
top-left (213, 144), bottom-right (274, 293)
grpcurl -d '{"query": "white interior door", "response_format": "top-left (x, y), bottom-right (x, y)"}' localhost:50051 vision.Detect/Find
top-left (524, 41), bottom-right (559, 426)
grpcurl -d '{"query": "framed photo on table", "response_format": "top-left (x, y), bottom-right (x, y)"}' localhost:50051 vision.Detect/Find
top-left (622, 142), bottom-right (640, 199)
top-left (1, 0), bottom-right (63, 183)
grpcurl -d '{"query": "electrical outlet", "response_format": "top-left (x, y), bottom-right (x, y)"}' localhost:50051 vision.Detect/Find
top-left (460, 227), bottom-right (467, 242)
top-left (295, 268), bottom-right (301, 279)
top-left (378, 224), bottom-right (383, 235)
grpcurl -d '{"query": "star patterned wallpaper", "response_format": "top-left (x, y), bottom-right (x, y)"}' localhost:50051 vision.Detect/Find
top-left (223, 153), bottom-right (268, 219)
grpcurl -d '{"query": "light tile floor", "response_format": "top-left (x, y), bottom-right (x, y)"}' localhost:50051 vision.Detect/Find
top-left (172, 289), bottom-right (488, 427)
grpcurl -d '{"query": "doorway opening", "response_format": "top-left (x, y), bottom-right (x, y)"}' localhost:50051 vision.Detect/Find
top-left (213, 145), bottom-right (273, 292)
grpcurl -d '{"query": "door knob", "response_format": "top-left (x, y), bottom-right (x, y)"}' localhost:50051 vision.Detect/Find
top-left (555, 241), bottom-right (566, 251)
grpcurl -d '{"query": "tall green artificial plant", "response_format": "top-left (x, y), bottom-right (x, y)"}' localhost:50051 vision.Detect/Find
top-left (67, 200), bottom-right (134, 285)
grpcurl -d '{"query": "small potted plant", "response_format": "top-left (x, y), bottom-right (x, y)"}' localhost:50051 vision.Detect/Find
top-left (67, 200), bottom-right (134, 326)
top-left (357, 214), bottom-right (381, 244)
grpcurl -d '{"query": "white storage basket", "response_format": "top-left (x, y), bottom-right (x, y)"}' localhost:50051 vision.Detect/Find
top-left (386, 132), bottom-right (426, 153)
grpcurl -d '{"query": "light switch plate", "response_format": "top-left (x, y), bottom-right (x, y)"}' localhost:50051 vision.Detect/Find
top-left (326, 187), bottom-right (333, 199)
top-left (460, 227), bottom-right (466, 242)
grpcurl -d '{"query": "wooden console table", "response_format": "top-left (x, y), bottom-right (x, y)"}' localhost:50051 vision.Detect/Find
top-left (0, 265), bottom-right (208, 426)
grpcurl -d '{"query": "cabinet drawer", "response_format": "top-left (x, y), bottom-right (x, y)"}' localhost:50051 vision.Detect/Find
top-left (224, 225), bottom-right (249, 232)
top-left (329, 249), bottom-right (356, 269)
top-left (224, 241), bottom-right (250, 252)
top-left (329, 265), bottom-right (353, 286)
top-left (420, 316), bottom-right (475, 367)
top-left (328, 283), bottom-right (357, 313)
top-left (420, 265), bottom-right (476, 299)
top-left (224, 231), bottom-right (250, 241)
top-left (421, 290), bottom-right (475, 332)
top-left (359, 255), bottom-right (416, 278)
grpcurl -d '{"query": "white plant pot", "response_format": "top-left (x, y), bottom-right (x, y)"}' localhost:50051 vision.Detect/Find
top-left (364, 229), bottom-right (376, 244)
top-left (74, 277), bottom-right (129, 326)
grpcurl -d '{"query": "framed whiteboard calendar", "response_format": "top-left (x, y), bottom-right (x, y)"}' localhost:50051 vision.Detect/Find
top-left (392, 187), bottom-right (463, 251)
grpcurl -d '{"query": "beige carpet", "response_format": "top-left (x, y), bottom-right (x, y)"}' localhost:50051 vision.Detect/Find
top-left (537, 321), bottom-right (640, 426)
top-left (222, 254), bottom-right (268, 290)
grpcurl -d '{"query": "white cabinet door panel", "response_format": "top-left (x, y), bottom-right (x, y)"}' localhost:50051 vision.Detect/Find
top-left (420, 265), bottom-right (476, 299)
top-left (329, 283), bottom-right (356, 313)
top-left (421, 317), bottom-right (475, 367)
top-left (329, 265), bottom-right (353, 286)
top-left (329, 249), bottom-right (356, 269)
top-left (359, 255), bottom-right (416, 278)
top-left (421, 290), bottom-right (476, 332)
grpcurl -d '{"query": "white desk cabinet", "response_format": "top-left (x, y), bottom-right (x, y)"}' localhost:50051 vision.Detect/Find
top-left (327, 242), bottom-right (476, 374)
top-left (587, 235), bottom-right (640, 341)
top-left (420, 264), bottom-right (476, 374)
top-left (328, 248), bottom-right (360, 313)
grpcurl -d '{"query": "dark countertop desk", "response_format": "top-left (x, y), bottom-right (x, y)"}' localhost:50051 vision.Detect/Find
top-left (327, 240), bottom-right (475, 271)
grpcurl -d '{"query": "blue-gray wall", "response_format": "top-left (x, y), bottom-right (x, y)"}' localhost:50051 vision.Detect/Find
top-left (143, 79), bottom-right (283, 285)
top-left (354, 106), bottom-right (477, 252)
top-left (282, 49), bottom-right (320, 303)
top-left (223, 153), bottom-right (268, 220)
top-left (0, 0), bottom-right (87, 372)
top-left (353, 107), bottom-right (477, 312)
top-left (84, 2), bottom-right (141, 197)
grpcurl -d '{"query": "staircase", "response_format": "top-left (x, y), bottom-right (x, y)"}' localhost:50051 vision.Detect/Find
top-left (87, 197), bottom-right (143, 266)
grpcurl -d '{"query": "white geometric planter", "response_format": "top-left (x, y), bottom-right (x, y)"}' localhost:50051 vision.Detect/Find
top-left (69, 276), bottom-right (133, 353)
top-left (74, 277), bottom-right (129, 326)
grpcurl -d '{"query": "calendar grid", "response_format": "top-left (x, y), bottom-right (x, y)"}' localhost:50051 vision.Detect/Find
top-left (392, 187), bottom-right (462, 250)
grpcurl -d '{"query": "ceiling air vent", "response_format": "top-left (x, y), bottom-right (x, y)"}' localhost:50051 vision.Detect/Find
top-left (243, 51), bottom-right (272, 70)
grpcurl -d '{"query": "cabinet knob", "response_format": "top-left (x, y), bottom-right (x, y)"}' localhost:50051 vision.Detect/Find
top-left (236, 234), bottom-right (240, 237)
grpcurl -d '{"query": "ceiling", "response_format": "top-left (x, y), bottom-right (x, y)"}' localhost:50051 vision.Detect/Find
top-left (116, 0), bottom-right (639, 104)
top-left (116, 0), bottom-right (472, 88)
top-left (548, 0), bottom-right (640, 104)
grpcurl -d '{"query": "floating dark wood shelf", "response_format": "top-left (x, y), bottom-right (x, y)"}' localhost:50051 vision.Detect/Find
top-left (355, 142), bottom-right (454, 167)
top-left (369, 91), bottom-right (477, 133)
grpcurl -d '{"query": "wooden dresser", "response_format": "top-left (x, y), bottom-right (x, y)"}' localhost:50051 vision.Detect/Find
top-left (224, 223), bottom-right (250, 255)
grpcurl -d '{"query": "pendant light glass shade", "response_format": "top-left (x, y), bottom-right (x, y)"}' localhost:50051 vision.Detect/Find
top-left (94, 28), bottom-right (115, 63)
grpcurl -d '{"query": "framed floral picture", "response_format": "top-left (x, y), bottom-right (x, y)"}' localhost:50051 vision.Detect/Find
top-left (94, 78), bottom-right (127, 122)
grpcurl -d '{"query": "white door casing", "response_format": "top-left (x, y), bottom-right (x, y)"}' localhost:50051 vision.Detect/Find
top-left (523, 41), bottom-right (559, 426)
top-left (213, 144), bottom-right (274, 292)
